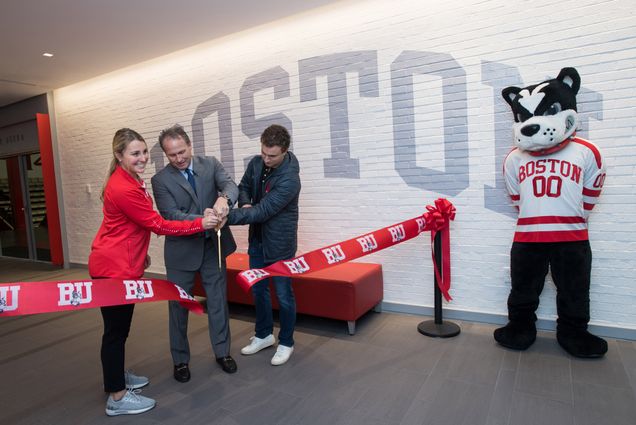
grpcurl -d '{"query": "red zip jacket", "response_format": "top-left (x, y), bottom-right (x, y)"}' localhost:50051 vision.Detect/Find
top-left (89, 166), bottom-right (204, 279)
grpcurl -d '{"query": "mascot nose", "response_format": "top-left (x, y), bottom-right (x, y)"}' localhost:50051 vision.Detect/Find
top-left (520, 124), bottom-right (540, 137)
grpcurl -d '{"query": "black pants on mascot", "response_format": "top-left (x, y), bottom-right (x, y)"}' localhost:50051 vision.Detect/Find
top-left (495, 240), bottom-right (608, 358)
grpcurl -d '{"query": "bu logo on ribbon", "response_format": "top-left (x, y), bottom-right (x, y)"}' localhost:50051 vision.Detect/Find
top-left (415, 218), bottom-right (426, 233)
top-left (124, 280), bottom-right (154, 300)
top-left (388, 224), bottom-right (406, 242)
top-left (174, 285), bottom-right (196, 301)
top-left (322, 244), bottom-right (346, 264)
top-left (58, 282), bottom-right (93, 306)
top-left (283, 257), bottom-right (310, 274)
top-left (241, 269), bottom-right (270, 284)
top-left (0, 285), bottom-right (20, 313)
top-left (356, 234), bottom-right (378, 253)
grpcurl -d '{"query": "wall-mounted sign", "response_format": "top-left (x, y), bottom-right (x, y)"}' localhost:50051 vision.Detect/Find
top-left (0, 120), bottom-right (39, 157)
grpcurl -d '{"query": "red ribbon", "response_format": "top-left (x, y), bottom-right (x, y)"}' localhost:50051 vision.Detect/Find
top-left (424, 198), bottom-right (456, 301)
top-left (237, 198), bottom-right (455, 301)
top-left (0, 278), bottom-right (204, 317)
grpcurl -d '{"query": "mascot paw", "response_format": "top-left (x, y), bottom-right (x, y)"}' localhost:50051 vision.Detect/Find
top-left (494, 321), bottom-right (537, 350)
top-left (557, 328), bottom-right (608, 358)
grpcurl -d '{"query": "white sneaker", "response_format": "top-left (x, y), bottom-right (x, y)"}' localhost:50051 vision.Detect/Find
top-left (241, 334), bottom-right (275, 355)
top-left (271, 345), bottom-right (294, 366)
top-left (105, 389), bottom-right (156, 416)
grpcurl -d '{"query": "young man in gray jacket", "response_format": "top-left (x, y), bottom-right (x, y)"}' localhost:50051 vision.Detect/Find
top-left (228, 124), bottom-right (301, 366)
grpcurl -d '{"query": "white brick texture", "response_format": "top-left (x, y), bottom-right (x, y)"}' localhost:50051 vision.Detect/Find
top-left (54, 0), bottom-right (636, 330)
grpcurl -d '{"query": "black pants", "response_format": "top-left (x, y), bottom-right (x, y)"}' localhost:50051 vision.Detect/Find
top-left (100, 304), bottom-right (135, 393)
top-left (508, 241), bottom-right (592, 331)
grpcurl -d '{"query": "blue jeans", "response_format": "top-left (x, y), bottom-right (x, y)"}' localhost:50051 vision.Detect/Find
top-left (249, 242), bottom-right (296, 347)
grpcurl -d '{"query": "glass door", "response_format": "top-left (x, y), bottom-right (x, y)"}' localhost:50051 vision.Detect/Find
top-left (25, 153), bottom-right (50, 261)
top-left (0, 156), bottom-right (29, 259)
top-left (0, 153), bottom-right (50, 261)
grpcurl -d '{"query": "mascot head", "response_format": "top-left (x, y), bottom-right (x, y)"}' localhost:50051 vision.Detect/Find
top-left (502, 67), bottom-right (580, 155)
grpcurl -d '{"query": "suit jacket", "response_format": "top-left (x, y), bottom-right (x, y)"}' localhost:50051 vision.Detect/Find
top-left (151, 155), bottom-right (238, 271)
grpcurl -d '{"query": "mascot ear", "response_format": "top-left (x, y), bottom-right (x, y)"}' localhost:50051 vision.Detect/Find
top-left (502, 86), bottom-right (521, 107)
top-left (556, 67), bottom-right (581, 95)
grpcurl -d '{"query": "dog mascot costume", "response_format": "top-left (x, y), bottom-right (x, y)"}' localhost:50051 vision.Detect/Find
top-left (494, 67), bottom-right (608, 358)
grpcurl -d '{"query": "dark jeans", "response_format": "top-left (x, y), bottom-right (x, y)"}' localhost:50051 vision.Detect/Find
top-left (249, 242), bottom-right (296, 347)
top-left (508, 240), bottom-right (592, 331)
top-left (100, 303), bottom-right (135, 393)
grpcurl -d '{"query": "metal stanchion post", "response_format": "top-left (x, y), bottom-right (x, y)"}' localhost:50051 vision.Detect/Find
top-left (417, 231), bottom-right (460, 338)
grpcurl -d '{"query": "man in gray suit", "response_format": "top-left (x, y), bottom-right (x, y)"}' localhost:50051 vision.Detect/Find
top-left (151, 124), bottom-right (239, 382)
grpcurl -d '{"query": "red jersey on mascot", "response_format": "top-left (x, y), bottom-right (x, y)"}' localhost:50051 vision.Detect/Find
top-left (494, 67), bottom-right (608, 358)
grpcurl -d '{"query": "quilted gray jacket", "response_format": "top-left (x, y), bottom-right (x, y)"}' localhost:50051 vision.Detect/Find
top-left (229, 151), bottom-right (300, 263)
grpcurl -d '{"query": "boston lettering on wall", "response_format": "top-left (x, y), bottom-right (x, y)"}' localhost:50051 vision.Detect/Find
top-left (149, 51), bottom-right (603, 218)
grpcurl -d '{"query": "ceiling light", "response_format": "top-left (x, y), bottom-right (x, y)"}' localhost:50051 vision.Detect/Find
top-left (42, 53), bottom-right (54, 57)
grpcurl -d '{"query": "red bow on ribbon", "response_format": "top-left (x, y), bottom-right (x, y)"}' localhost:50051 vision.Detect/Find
top-left (423, 198), bottom-right (456, 301)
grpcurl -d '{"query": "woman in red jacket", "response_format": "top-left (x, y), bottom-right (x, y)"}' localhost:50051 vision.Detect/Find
top-left (89, 128), bottom-right (219, 417)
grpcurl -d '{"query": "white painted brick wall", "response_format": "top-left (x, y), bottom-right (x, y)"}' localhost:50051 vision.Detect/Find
top-left (54, 0), bottom-right (636, 330)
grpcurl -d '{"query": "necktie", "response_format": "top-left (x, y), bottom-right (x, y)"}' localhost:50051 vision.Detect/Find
top-left (185, 168), bottom-right (197, 195)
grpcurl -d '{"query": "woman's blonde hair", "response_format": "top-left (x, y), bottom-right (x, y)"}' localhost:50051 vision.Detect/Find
top-left (101, 128), bottom-right (145, 200)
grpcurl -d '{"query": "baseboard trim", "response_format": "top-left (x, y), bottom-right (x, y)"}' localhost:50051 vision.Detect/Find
top-left (382, 301), bottom-right (636, 341)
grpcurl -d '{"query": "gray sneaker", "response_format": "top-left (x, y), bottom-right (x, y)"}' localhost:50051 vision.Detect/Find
top-left (124, 370), bottom-right (149, 389)
top-left (105, 389), bottom-right (156, 416)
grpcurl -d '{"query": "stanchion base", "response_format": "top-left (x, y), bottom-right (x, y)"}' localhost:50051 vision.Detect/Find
top-left (417, 320), bottom-right (461, 338)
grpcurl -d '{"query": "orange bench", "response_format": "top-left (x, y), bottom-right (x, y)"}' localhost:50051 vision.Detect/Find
top-left (193, 252), bottom-right (383, 334)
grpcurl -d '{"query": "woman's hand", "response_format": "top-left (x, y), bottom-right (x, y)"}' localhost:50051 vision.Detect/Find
top-left (202, 212), bottom-right (221, 230)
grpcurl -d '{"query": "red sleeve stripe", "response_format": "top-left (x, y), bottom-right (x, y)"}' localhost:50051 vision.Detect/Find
top-left (583, 187), bottom-right (601, 197)
top-left (517, 216), bottom-right (586, 225)
top-left (572, 137), bottom-right (602, 169)
top-left (584, 202), bottom-right (595, 211)
top-left (510, 194), bottom-right (520, 201)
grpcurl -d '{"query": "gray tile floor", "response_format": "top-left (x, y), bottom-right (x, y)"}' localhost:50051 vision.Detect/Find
top-left (1, 257), bottom-right (636, 425)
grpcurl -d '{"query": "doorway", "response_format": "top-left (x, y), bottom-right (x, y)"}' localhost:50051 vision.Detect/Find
top-left (0, 153), bottom-right (50, 261)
